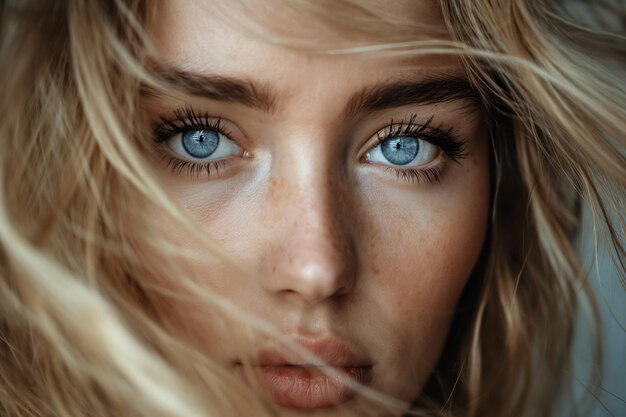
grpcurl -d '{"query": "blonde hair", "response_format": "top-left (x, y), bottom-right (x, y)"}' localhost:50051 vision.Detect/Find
top-left (0, 1), bottom-right (624, 416)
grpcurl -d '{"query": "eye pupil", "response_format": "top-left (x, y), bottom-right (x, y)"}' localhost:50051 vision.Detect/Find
top-left (182, 129), bottom-right (219, 158)
top-left (381, 136), bottom-right (419, 166)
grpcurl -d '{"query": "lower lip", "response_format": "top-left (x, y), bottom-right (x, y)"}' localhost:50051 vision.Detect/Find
top-left (257, 365), bottom-right (372, 408)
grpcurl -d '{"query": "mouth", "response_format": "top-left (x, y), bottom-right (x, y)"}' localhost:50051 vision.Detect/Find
top-left (235, 337), bottom-right (373, 408)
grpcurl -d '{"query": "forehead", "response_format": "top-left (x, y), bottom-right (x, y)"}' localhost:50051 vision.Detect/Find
top-left (148, 0), bottom-right (452, 58)
top-left (149, 0), bottom-right (447, 44)
top-left (146, 0), bottom-right (462, 110)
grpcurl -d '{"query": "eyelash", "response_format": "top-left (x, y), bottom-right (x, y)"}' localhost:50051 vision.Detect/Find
top-left (152, 107), bottom-right (238, 178)
top-left (374, 114), bottom-right (467, 185)
top-left (153, 107), bottom-right (233, 143)
top-left (151, 107), bottom-right (467, 184)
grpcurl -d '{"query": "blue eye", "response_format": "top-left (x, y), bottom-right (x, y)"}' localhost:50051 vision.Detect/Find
top-left (167, 129), bottom-right (242, 161)
top-left (181, 130), bottom-right (219, 158)
top-left (380, 137), bottom-right (419, 165)
top-left (366, 136), bottom-right (438, 167)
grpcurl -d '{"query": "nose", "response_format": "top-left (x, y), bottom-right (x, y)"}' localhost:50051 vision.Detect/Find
top-left (259, 158), bottom-right (358, 306)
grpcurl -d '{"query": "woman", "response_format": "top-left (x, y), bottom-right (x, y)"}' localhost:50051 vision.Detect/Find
top-left (0, 1), bottom-right (623, 416)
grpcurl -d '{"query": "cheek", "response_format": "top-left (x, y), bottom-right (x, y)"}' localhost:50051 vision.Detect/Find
top-left (357, 156), bottom-right (489, 393)
top-left (136, 186), bottom-right (263, 360)
top-left (362, 159), bottom-right (489, 299)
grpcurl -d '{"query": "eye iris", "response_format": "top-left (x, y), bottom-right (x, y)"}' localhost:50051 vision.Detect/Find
top-left (181, 130), bottom-right (219, 158)
top-left (381, 137), bottom-right (419, 165)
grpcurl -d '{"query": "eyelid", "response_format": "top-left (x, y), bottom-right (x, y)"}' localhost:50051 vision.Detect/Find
top-left (151, 106), bottom-right (245, 146)
top-left (360, 114), bottom-right (467, 164)
top-left (149, 106), bottom-right (252, 180)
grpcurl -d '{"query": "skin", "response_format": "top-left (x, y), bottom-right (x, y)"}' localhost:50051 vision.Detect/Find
top-left (143, 1), bottom-right (490, 415)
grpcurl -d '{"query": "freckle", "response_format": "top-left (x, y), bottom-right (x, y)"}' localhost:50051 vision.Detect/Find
top-left (268, 177), bottom-right (277, 200)
top-left (372, 266), bottom-right (380, 275)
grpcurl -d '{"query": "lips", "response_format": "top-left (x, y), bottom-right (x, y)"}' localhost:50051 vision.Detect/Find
top-left (238, 337), bottom-right (373, 408)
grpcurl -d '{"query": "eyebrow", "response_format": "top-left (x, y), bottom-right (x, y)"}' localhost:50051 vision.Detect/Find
top-left (147, 66), bottom-right (480, 116)
top-left (344, 77), bottom-right (480, 117)
top-left (148, 66), bottom-right (278, 112)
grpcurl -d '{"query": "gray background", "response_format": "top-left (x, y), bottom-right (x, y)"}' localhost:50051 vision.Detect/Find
top-left (556, 206), bottom-right (625, 416)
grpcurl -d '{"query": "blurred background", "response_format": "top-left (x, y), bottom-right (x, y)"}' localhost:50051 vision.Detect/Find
top-left (556, 206), bottom-right (625, 417)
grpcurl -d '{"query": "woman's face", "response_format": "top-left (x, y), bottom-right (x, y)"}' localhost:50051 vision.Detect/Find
top-left (144, 1), bottom-right (489, 415)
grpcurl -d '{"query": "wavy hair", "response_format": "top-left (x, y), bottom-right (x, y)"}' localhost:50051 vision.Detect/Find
top-left (0, 1), bottom-right (624, 416)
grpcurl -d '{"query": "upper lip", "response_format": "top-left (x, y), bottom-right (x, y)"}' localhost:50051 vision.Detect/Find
top-left (255, 336), bottom-right (371, 368)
